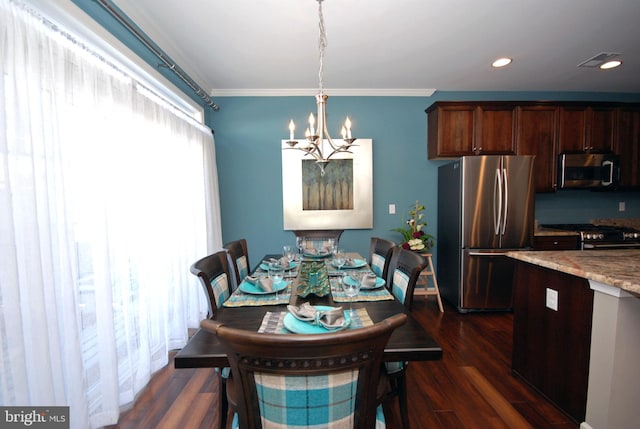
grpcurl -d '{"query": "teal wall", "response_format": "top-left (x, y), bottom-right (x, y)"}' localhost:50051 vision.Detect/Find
top-left (210, 92), bottom-right (640, 263)
top-left (69, 0), bottom-right (640, 265)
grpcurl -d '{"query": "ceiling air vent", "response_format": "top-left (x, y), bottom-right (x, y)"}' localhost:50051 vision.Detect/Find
top-left (578, 52), bottom-right (621, 68)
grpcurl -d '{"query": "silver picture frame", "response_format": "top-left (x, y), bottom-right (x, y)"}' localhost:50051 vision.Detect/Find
top-left (281, 138), bottom-right (373, 230)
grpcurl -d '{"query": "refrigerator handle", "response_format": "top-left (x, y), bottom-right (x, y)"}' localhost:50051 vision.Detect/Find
top-left (502, 168), bottom-right (508, 235)
top-left (493, 168), bottom-right (502, 236)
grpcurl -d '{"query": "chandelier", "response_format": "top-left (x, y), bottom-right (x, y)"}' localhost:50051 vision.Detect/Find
top-left (284, 0), bottom-right (356, 176)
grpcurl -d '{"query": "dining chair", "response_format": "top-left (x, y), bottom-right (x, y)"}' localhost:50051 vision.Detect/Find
top-left (292, 229), bottom-right (343, 252)
top-left (368, 237), bottom-right (396, 280)
top-left (223, 238), bottom-right (250, 290)
top-left (383, 247), bottom-right (428, 429)
top-left (190, 250), bottom-right (234, 318)
top-left (189, 250), bottom-right (234, 429)
top-left (201, 313), bottom-right (407, 429)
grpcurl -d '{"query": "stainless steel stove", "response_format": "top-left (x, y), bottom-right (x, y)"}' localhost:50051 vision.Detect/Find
top-left (541, 223), bottom-right (640, 249)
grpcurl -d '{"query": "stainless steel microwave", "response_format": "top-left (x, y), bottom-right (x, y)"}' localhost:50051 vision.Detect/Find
top-left (557, 153), bottom-right (620, 189)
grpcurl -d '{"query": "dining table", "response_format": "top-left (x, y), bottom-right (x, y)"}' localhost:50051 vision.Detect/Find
top-left (175, 253), bottom-right (443, 369)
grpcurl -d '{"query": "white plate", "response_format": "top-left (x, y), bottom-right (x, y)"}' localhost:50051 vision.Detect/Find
top-left (239, 279), bottom-right (288, 295)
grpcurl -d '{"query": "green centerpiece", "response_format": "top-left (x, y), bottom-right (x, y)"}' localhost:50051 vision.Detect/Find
top-left (297, 260), bottom-right (330, 297)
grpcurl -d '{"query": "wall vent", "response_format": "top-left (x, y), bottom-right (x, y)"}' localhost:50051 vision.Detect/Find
top-left (578, 52), bottom-right (621, 68)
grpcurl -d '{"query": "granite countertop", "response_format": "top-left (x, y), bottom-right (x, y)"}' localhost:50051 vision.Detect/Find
top-left (507, 250), bottom-right (640, 296)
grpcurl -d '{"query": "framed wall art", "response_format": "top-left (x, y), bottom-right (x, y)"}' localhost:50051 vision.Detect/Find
top-left (281, 138), bottom-right (373, 230)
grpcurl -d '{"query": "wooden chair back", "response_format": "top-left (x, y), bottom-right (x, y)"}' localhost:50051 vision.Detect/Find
top-left (201, 313), bottom-right (407, 429)
top-left (223, 238), bottom-right (250, 289)
top-left (386, 248), bottom-right (428, 310)
top-left (190, 250), bottom-right (233, 318)
top-left (368, 237), bottom-right (396, 280)
top-left (292, 229), bottom-right (343, 251)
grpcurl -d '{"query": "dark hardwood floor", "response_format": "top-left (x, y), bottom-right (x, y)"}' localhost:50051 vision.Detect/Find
top-left (106, 297), bottom-right (579, 429)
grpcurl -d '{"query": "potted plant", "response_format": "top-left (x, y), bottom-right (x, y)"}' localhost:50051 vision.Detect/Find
top-left (391, 200), bottom-right (435, 252)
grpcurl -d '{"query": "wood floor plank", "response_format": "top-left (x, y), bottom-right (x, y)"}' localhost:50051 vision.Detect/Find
top-left (155, 368), bottom-right (211, 429)
top-left (462, 366), bottom-right (534, 429)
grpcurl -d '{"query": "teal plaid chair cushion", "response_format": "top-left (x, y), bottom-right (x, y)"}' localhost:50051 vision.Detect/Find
top-left (236, 256), bottom-right (248, 280)
top-left (257, 371), bottom-right (357, 427)
top-left (230, 370), bottom-right (386, 428)
top-left (210, 273), bottom-right (230, 309)
top-left (390, 269), bottom-right (410, 305)
top-left (370, 253), bottom-right (385, 278)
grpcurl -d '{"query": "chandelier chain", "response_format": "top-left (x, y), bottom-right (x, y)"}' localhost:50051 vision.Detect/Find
top-left (317, 0), bottom-right (327, 92)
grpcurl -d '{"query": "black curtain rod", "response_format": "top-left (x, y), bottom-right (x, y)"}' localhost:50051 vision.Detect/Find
top-left (94, 0), bottom-right (219, 111)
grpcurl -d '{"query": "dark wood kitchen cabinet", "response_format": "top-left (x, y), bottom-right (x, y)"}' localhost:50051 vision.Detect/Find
top-left (615, 107), bottom-right (640, 189)
top-left (427, 102), bottom-right (515, 158)
top-left (427, 100), bottom-right (640, 190)
top-left (532, 234), bottom-right (579, 250)
top-left (515, 105), bottom-right (558, 192)
top-left (512, 261), bottom-right (593, 424)
top-left (427, 103), bottom-right (475, 157)
top-left (558, 106), bottom-right (616, 153)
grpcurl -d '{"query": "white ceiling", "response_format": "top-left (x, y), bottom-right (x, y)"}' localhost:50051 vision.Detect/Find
top-left (112, 0), bottom-right (640, 97)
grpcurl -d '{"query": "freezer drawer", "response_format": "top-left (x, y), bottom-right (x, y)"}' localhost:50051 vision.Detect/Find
top-left (461, 250), bottom-right (515, 311)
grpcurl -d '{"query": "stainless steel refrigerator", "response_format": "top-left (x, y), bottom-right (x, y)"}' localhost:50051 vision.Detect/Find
top-left (437, 155), bottom-right (535, 312)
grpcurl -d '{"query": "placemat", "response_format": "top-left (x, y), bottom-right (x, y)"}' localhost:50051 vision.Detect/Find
top-left (330, 278), bottom-right (394, 302)
top-left (223, 285), bottom-right (291, 307)
top-left (258, 308), bottom-right (373, 334)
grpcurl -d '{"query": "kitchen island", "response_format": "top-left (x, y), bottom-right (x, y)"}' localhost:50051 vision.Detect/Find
top-left (507, 250), bottom-right (640, 429)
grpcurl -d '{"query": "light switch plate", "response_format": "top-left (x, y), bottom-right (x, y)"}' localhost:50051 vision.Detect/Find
top-left (546, 288), bottom-right (558, 311)
top-left (389, 204), bottom-right (396, 214)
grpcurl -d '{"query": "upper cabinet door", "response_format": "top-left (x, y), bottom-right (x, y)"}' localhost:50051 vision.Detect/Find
top-left (427, 104), bottom-right (476, 158)
top-left (476, 106), bottom-right (516, 155)
top-left (558, 106), bottom-right (588, 153)
top-left (589, 107), bottom-right (616, 152)
top-left (558, 106), bottom-right (615, 153)
top-left (516, 105), bottom-right (558, 192)
top-left (427, 102), bottom-right (515, 158)
top-left (615, 107), bottom-right (640, 189)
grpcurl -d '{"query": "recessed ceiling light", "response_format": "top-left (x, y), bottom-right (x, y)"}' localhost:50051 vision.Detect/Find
top-left (600, 60), bottom-right (622, 70)
top-left (492, 58), bottom-right (512, 68)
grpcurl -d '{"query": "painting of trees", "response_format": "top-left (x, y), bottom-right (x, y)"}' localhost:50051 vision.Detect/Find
top-left (302, 159), bottom-right (353, 210)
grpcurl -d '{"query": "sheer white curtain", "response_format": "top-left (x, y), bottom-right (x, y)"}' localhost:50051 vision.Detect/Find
top-left (0, 0), bottom-right (222, 427)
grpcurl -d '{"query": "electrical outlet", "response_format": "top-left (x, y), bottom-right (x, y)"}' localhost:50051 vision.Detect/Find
top-left (389, 204), bottom-right (396, 214)
top-left (619, 201), bottom-right (626, 212)
top-left (546, 288), bottom-right (558, 311)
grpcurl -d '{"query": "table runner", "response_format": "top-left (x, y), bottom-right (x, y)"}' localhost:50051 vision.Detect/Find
top-left (330, 278), bottom-right (394, 302)
top-left (258, 308), bottom-right (373, 334)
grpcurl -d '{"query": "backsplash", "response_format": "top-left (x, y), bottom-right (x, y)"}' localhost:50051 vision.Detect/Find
top-left (535, 190), bottom-right (640, 224)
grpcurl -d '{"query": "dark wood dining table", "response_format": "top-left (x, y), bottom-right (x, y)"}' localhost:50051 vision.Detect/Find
top-left (175, 254), bottom-right (443, 369)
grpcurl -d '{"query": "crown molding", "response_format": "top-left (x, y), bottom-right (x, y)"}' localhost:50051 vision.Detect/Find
top-left (210, 88), bottom-right (437, 97)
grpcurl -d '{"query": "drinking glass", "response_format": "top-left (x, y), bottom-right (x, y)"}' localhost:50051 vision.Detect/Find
top-left (283, 245), bottom-right (296, 263)
top-left (327, 238), bottom-right (336, 255)
top-left (295, 236), bottom-right (304, 258)
top-left (342, 270), bottom-right (362, 316)
top-left (333, 249), bottom-right (346, 270)
top-left (269, 264), bottom-right (285, 296)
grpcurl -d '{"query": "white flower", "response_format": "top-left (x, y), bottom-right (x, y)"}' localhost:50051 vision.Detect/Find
top-left (408, 238), bottom-right (425, 251)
